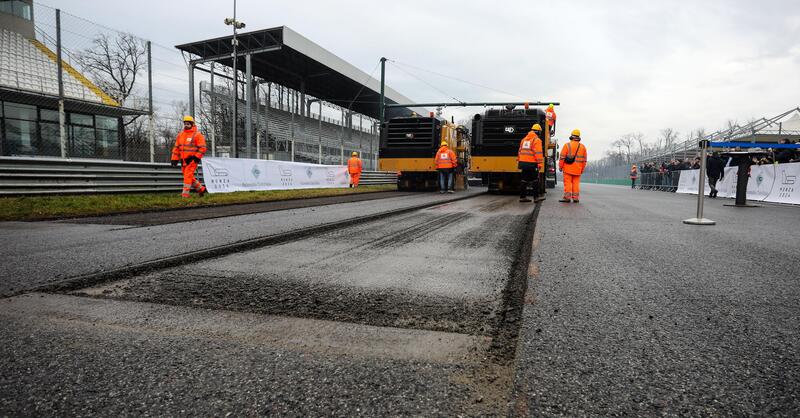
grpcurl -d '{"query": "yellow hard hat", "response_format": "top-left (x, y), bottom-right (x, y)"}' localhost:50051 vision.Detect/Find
top-left (548, 104), bottom-right (554, 109)
top-left (183, 116), bottom-right (194, 123)
top-left (531, 123), bottom-right (542, 131)
top-left (440, 141), bottom-right (448, 147)
top-left (570, 129), bottom-right (581, 138)
top-left (352, 151), bottom-right (358, 156)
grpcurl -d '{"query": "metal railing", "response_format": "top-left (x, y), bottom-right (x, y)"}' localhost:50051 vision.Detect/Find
top-left (0, 156), bottom-right (397, 195)
top-left (635, 171), bottom-right (681, 192)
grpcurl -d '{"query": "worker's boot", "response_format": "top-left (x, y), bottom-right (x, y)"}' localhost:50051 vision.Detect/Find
top-left (534, 195), bottom-right (546, 202)
top-left (572, 199), bottom-right (580, 203)
top-left (520, 197), bottom-right (532, 202)
top-left (558, 197), bottom-right (571, 202)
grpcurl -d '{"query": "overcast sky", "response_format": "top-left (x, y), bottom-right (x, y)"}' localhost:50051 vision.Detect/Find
top-left (46, 0), bottom-right (800, 159)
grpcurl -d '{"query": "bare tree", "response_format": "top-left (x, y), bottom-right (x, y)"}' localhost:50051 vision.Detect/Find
top-left (613, 135), bottom-right (634, 164)
top-left (695, 128), bottom-right (706, 140)
top-left (630, 132), bottom-right (645, 157)
top-left (660, 128), bottom-right (679, 151)
top-left (76, 33), bottom-right (147, 107)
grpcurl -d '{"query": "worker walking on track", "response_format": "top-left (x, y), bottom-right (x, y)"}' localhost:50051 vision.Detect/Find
top-left (435, 141), bottom-right (457, 194)
top-left (559, 129), bottom-right (588, 203)
top-left (545, 104), bottom-right (557, 135)
top-left (630, 164), bottom-right (638, 189)
top-left (348, 151), bottom-right (363, 188)
top-left (518, 124), bottom-right (545, 203)
top-left (171, 116), bottom-right (207, 198)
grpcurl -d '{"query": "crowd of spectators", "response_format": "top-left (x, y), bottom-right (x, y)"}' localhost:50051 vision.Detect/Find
top-left (639, 158), bottom-right (701, 175)
top-left (639, 137), bottom-right (800, 173)
top-left (635, 138), bottom-right (799, 190)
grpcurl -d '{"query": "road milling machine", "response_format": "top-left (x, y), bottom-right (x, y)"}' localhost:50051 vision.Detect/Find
top-left (379, 114), bottom-right (470, 191)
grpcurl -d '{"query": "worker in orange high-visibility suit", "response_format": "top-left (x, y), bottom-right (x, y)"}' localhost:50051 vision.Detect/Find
top-left (558, 129), bottom-right (588, 203)
top-left (434, 141), bottom-right (457, 193)
top-left (348, 151), bottom-right (363, 187)
top-left (171, 116), bottom-right (208, 198)
top-left (545, 104), bottom-right (557, 135)
top-left (630, 164), bottom-right (638, 189)
top-left (518, 124), bottom-right (545, 203)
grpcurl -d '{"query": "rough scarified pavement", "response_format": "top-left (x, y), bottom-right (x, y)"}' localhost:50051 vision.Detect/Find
top-left (0, 189), bottom-right (483, 296)
top-left (510, 184), bottom-right (800, 416)
top-left (79, 195), bottom-right (532, 336)
top-left (2, 194), bottom-right (537, 416)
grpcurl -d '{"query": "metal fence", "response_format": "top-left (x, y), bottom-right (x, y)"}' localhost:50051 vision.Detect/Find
top-left (635, 171), bottom-right (681, 192)
top-left (0, 156), bottom-right (396, 195)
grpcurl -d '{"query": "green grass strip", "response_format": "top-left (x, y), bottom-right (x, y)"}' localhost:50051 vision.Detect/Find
top-left (0, 185), bottom-right (396, 222)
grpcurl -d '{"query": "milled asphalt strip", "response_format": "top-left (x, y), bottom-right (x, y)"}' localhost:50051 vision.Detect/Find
top-left (32, 192), bottom-right (486, 296)
top-left (491, 202), bottom-right (541, 361)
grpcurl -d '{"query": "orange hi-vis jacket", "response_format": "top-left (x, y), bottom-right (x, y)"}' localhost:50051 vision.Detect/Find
top-left (347, 157), bottom-right (363, 174)
top-left (546, 109), bottom-right (557, 127)
top-left (518, 131), bottom-right (544, 164)
top-left (434, 146), bottom-right (457, 169)
top-left (559, 140), bottom-right (587, 175)
top-left (171, 126), bottom-right (207, 161)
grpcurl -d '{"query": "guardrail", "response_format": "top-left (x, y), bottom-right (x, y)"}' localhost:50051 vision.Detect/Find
top-left (0, 156), bottom-right (397, 195)
top-left (359, 171), bottom-right (397, 186)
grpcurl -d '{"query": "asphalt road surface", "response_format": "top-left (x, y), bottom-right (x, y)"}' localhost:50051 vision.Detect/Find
top-left (1, 193), bottom-right (536, 416)
top-left (510, 184), bottom-right (800, 416)
top-left (2, 183), bottom-right (799, 416)
top-left (0, 189), bottom-right (481, 296)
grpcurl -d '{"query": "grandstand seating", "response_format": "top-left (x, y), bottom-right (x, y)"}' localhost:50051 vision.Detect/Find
top-left (0, 28), bottom-right (105, 103)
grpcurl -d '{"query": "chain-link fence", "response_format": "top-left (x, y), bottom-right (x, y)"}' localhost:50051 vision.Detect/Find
top-left (1, 2), bottom-right (379, 168)
top-left (1, 3), bottom-right (157, 160)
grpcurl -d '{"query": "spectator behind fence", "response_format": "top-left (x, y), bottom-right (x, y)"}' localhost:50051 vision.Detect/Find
top-left (706, 151), bottom-right (725, 198)
top-left (775, 138), bottom-right (798, 164)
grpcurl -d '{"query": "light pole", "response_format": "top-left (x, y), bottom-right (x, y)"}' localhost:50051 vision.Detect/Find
top-left (225, 1), bottom-right (245, 158)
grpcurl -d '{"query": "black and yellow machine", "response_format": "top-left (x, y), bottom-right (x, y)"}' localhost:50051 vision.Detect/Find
top-left (379, 115), bottom-right (470, 191)
top-left (470, 105), bottom-right (556, 194)
top-left (376, 57), bottom-right (558, 194)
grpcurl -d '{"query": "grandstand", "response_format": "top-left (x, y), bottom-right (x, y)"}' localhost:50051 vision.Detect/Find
top-left (1, 3), bottom-right (419, 168)
top-left (200, 81), bottom-right (379, 169)
top-left (178, 26), bottom-right (426, 169)
top-left (0, 1), bottom-right (145, 159)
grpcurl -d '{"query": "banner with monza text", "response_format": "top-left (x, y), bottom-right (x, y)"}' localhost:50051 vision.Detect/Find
top-left (675, 162), bottom-right (800, 204)
top-left (201, 157), bottom-right (350, 193)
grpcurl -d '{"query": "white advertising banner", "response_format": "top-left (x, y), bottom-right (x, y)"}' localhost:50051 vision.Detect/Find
top-left (746, 164), bottom-right (775, 201)
top-left (675, 163), bottom-right (800, 204)
top-left (713, 167), bottom-right (737, 199)
top-left (675, 169), bottom-right (710, 194)
top-left (764, 162), bottom-right (800, 204)
top-left (202, 157), bottom-right (350, 193)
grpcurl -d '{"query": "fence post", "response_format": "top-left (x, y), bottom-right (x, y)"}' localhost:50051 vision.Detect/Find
top-left (55, 9), bottom-right (67, 158)
top-left (210, 62), bottom-right (216, 157)
top-left (147, 41), bottom-right (154, 162)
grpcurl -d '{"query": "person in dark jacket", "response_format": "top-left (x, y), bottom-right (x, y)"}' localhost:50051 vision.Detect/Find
top-left (706, 151), bottom-right (725, 198)
top-left (774, 138), bottom-right (797, 164)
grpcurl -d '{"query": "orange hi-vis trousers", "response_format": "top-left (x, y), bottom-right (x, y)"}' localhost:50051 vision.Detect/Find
top-left (350, 172), bottom-right (361, 187)
top-left (181, 161), bottom-right (205, 197)
top-left (563, 173), bottom-right (581, 200)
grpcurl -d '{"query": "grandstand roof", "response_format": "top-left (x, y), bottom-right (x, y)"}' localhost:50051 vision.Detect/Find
top-left (0, 28), bottom-right (145, 116)
top-left (175, 26), bottom-right (426, 119)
